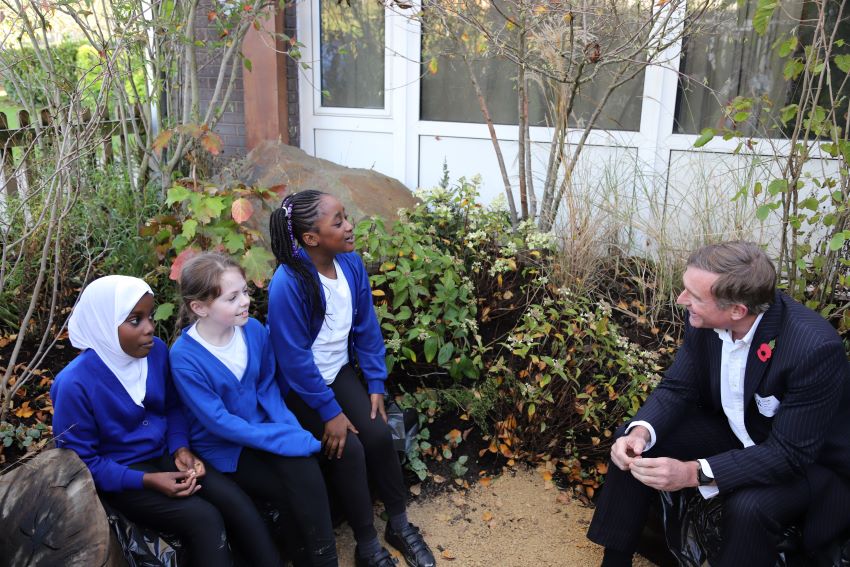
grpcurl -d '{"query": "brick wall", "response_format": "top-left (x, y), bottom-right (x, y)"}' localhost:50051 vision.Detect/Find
top-left (194, 1), bottom-right (247, 158)
top-left (284, 5), bottom-right (300, 148)
top-left (193, 0), bottom-right (300, 158)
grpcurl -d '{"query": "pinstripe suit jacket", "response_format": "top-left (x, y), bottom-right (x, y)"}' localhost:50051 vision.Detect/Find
top-left (634, 291), bottom-right (850, 494)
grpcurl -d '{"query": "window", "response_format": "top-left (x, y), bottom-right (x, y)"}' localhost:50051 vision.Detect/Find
top-left (320, 0), bottom-right (385, 109)
top-left (674, 0), bottom-right (804, 135)
top-left (419, 0), bottom-right (645, 130)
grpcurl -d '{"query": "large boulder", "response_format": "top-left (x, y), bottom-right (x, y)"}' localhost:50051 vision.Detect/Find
top-left (221, 141), bottom-right (417, 240)
top-left (0, 449), bottom-right (124, 566)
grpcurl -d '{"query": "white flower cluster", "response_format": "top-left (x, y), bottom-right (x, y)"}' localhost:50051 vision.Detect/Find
top-left (525, 230), bottom-right (556, 251)
top-left (362, 251), bottom-right (374, 262)
top-left (488, 258), bottom-right (513, 276)
top-left (500, 241), bottom-right (519, 258)
top-left (386, 338), bottom-right (401, 352)
top-left (465, 229), bottom-right (488, 250)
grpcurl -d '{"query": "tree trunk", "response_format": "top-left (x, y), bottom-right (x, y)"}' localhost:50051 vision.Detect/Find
top-left (0, 449), bottom-right (125, 567)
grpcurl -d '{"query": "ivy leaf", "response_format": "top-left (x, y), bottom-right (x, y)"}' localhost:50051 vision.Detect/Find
top-left (693, 128), bottom-right (715, 148)
top-left (240, 246), bottom-right (276, 287)
top-left (170, 248), bottom-right (198, 281)
top-left (752, 0), bottom-right (777, 35)
top-left (154, 302), bottom-right (175, 321)
top-left (166, 185), bottom-right (191, 206)
top-left (224, 231), bottom-right (245, 253)
top-left (181, 218), bottom-right (198, 240)
top-left (437, 342), bottom-right (454, 365)
top-left (424, 336), bottom-right (438, 362)
top-left (191, 195), bottom-right (226, 224)
top-left (231, 197), bottom-right (254, 224)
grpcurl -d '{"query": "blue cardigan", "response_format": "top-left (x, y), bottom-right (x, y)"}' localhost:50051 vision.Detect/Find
top-left (267, 250), bottom-right (387, 422)
top-left (169, 317), bottom-right (321, 472)
top-left (50, 339), bottom-right (189, 492)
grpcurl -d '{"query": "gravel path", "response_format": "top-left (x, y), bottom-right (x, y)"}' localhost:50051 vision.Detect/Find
top-left (333, 468), bottom-right (655, 566)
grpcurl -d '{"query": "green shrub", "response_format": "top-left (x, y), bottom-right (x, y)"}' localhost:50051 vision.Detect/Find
top-left (2, 42), bottom-right (84, 108)
top-left (358, 177), bottom-right (662, 488)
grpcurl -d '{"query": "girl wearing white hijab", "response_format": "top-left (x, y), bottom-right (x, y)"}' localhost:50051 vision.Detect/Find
top-left (51, 275), bottom-right (283, 567)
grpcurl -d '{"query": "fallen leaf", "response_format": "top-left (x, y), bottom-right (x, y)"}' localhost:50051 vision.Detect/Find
top-left (433, 474), bottom-right (446, 484)
top-left (409, 484), bottom-right (421, 496)
top-left (482, 511), bottom-right (493, 522)
top-left (479, 476), bottom-right (492, 487)
top-left (441, 549), bottom-right (456, 560)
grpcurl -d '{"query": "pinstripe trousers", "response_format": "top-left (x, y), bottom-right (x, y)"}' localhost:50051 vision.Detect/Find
top-left (587, 410), bottom-right (824, 567)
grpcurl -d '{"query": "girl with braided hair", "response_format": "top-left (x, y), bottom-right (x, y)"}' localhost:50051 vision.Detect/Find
top-left (267, 190), bottom-right (435, 567)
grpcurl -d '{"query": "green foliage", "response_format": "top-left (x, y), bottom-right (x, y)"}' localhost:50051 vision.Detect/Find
top-left (142, 179), bottom-right (284, 325)
top-left (363, 178), bottom-right (660, 485)
top-left (0, 164), bottom-right (158, 336)
top-left (0, 420), bottom-right (48, 451)
top-left (698, 3), bottom-right (850, 333)
top-left (2, 41), bottom-right (84, 108)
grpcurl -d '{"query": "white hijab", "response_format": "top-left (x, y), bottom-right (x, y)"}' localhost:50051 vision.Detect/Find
top-left (68, 275), bottom-right (153, 407)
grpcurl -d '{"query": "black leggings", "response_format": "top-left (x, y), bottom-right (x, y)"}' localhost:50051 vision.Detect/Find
top-left (286, 364), bottom-right (407, 543)
top-left (227, 448), bottom-right (338, 567)
top-left (102, 453), bottom-right (282, 567)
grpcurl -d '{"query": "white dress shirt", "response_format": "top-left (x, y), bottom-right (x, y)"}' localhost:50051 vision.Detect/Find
top-left (627, 313), bottom-right (765, 499)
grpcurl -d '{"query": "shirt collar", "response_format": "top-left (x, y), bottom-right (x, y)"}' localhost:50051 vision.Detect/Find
top-left (714, 312), bottom-right (765, 346)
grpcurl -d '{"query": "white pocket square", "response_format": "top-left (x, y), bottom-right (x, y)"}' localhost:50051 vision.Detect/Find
top-left (755, 394), bottom-right (781, 417)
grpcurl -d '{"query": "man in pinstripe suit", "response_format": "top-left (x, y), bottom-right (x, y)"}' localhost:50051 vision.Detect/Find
top-left (587, 241), bottom-right (850, 566)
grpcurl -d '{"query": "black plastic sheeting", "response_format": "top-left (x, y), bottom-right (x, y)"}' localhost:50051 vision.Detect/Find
top-left (661, 489), bottom-right (850, 566)
top-left (102, 500), bottom-right (184, 567)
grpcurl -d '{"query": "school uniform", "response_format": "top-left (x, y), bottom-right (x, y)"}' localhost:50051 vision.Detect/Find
top-left (170, 317), bottom-right (337, 567)
top-left (267, 251), bottom-right (406, 546)
top-left (50, 276), bottom-right (275, 567)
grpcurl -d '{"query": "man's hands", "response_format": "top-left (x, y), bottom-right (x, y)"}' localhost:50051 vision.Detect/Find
top-left (611, 427), bottom-right (650, 471)
top-left (630, 458), bottom-right (699, 491)
top-left (323, 412), bottom-right (359, 459)
top-left (610, 426), bottom-right (700, 491)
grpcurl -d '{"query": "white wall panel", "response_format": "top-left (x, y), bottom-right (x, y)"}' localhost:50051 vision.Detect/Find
top-left (314, 129), bottom-right (395, 177)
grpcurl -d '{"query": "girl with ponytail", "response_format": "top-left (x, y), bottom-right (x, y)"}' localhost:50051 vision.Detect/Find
top-left (267, 190), bottom-right (435, 567)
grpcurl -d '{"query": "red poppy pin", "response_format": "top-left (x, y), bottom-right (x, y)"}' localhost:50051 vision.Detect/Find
top-left (756, 339), bottom-right (776, 363)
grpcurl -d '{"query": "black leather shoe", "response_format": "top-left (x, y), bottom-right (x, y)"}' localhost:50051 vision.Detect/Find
top-left (355, 546), bottom-right (398, 567)
top-left (384, 523), bottom-right (436, 567)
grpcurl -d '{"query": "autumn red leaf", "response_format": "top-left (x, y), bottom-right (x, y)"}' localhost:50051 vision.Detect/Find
top-left (152, 130), bottom-right (173, 157)
top-left (207, 10), bottom-right (217, 21)
top-left (231, 198), bottom-right (254, 224)
top-left (200, 131), bottom-right (223, 155)
top-left (170, 248), bottom-right (198, 281)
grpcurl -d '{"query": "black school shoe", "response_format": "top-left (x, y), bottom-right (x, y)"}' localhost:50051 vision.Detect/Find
top-left (355, 546), bottom-right (398, 567)
top-left (384, 523), bottom-right (436, 567)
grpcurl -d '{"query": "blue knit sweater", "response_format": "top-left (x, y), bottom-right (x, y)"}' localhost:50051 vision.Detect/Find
top-left (267, 250), bottom-right (387, 422)
top-left (169, 318), bottom-right (321, 473)
top-left (50, 339), bottom-right (189, 492)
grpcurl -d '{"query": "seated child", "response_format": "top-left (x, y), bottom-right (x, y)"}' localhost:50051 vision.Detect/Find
top-left (51, 275), bottom-right (281, 567)
top-left (169, 253), bottom-right (338, 567)
top-left (267, 190), bottom-right (436, 567)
